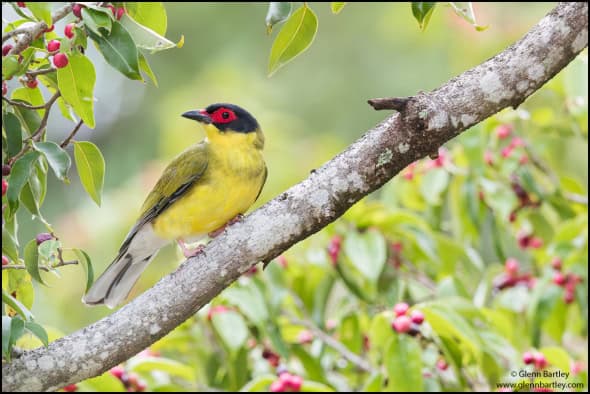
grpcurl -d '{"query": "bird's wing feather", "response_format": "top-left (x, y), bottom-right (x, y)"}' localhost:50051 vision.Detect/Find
top-left (116, 143), bottom-right (209, 257)
top-left (254, 165), bottom-right (268, 203)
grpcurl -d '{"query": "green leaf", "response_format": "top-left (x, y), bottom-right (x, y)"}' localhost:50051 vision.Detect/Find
top-left (82, 7), bottom-right (113, 35)
top-left (301, 381), bottom-right (336, 392)
top-left (24, 239), bottom-right (46, 285)
top-left (411, 2), bottom-right (436, 31)
top-left (20, 182), bottom-right (41, 217)
top-left (2, 56), bottom-right (20, 80)
top-left (331, 3), bottom-right (346, 14)
top-left (386, 333), bottom-right (424, 391)
top-left (420, 167), bottom-right (449, 205)
top-left (12, 105), bottom-right (41, 135)
top-left (121, 13), bottom-right (177, 52)
top-left (239, 375), bottom-right (276, 392)
top-left (222, 285), bottom-right (268, 325)
top-left (343, 229), bottom-right (387, 282)
top-left (2, 316), bottom-right (11, 359)
top-left (3, 112), bottom-right (22, 157)
top-left (7, 152), bottom-right (40, 216)
top-left (361, 372), bottom-right (384, 392)
top-left (31, 161), bottom-right (48, 207)
top-left (11, 86), bottom-right (45, 117)
top-left (339, 313), bottom-right (362, 354)
top-left (81, 371), bottom-right (126, 392)
top-left (268, 5), bottom-right (318, 76)
top-left (24, 321), bottom-right (49, 347)
top-left (2, 226), bottom-right (20, 263)
top-left (73, 141), bottom-right (105, 206)
top-left (2, 289), bottom-right (34, 321)
top-left (291, 345), bottom-right (327, 383)
top-left (33, 141), bottom-right (71, 182)
top-left (9, 317), bottom-right (25, 357)
top-left (6, 269), bottom-right (35, 311)
top-left (449, 2), bottom-right (488, 31)
top-left (540, 346), bottom-right (571, 372)
top-left (38, 239), bottom-right (59, 261)
top-left (88, 21), bottom-right (141, 80)
top-left (57, 53), bottom-right (96, 128)
top-left (73, 248), bottom-right (94, 292)
top-left (211, 310), bottom-right (248, 353)
top-left (27, 2), bottom-right (52, 25)
top-left (124, 2), bottom-right (167, 36)
top-left (127, 356), bottom-right (194, 381)
top-left (265, 2), bottom-right (292, 34)
top-left (138, 53), bottom-right (158, 86)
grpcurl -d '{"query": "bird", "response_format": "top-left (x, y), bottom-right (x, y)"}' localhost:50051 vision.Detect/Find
top-left (82, 103), bottom-right (267, 308)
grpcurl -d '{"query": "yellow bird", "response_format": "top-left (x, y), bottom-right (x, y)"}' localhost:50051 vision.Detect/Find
top-left (83, 103), bottom-right (267, 308)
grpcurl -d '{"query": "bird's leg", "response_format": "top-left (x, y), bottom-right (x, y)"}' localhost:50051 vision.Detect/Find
top-left (177, 239), bottom-right (205, 258)
top-left (208, 214), bottom-right (245, 238)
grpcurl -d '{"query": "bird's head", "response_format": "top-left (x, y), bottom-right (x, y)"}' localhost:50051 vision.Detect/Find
top-left (182, 103), bottom-right (263, 149)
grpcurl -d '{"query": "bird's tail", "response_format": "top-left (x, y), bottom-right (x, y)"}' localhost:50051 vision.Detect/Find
top-left (82, 224), bottom-right (167, 309)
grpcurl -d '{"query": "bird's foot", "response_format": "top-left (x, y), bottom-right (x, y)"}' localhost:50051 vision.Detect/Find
top-left (177, 239), bottom-right (205, 258)
top-left (208, 214), bottom-right (245, 238)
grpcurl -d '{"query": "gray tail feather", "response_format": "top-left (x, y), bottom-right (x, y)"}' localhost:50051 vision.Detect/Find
top-left (82, 253), bottom-right (156, 309)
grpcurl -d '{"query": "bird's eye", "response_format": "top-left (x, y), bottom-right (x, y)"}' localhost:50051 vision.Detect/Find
top-left (222, 111), bottom-right (230, 119)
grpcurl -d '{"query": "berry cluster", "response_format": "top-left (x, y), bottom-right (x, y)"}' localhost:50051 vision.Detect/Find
top-left (550, 258), bottom-right (581, 304)
top-left (262, 347), bottom-right (280, 368)
top-left (391, 302), bottom-right (425, 335)
top-left (523, 351), bottom-right (548, 370)
top-left (402, 147), bottom-right (450, 181)
top-left (269, 371), bottom-right (303, 393)
top-left (110, 365), bottom-right (147, 392)
top-left (493, 258), bottom-right (535, 290)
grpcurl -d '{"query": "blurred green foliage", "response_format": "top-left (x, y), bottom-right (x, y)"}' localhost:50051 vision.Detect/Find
top-left (2, 2), bottom-right (588, 392)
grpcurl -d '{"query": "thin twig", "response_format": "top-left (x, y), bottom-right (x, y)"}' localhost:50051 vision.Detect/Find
top-left (2, 260), bottom-right (79, 272)
top-left (60, 119), bottom-right (84, 148)
top-left (27, 67), bottom-right (57, 77)
top-left (5, 4), bottom-right (74, 55)
top-left (288, 316), bottom-right (373, 373)
top-left (2, 96), bottom-right (51, 110)
top-left (7, 91), bottom-right (61, 166)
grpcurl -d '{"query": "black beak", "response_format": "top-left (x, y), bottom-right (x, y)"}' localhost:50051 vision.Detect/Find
top-left (181, 110), bottom-right (211, 124)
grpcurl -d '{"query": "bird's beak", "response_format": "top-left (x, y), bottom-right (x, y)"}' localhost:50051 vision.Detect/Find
top-left (181, 109), bottom-right (211, 124)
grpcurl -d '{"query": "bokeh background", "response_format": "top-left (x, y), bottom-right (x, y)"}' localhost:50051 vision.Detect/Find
top-left (5, 2), bottom-right (585, 334)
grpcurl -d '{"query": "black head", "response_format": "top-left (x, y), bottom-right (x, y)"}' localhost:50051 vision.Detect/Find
top-left (182, 103), bottom-right (259, 133)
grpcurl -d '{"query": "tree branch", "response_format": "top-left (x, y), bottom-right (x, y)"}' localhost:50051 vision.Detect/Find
top-left (2, 2), bottom-right (587, 391)
top-left (4, 4), bottom-right (73, 55)
top-left (60, 119), bottom-right (85, 148)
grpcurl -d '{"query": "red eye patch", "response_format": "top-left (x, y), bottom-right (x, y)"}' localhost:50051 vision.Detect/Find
top-left (210, 107), bottom-right (237, 124)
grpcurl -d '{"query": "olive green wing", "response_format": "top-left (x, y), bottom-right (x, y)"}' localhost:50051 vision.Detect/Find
top-left (117, 143), bottom-right (209, 255)
top-left (254, 165), bottom-right (268, 203)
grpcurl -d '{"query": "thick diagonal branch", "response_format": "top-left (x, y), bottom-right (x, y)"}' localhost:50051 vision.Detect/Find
top-left (2, 2), bottom-right (587, 392)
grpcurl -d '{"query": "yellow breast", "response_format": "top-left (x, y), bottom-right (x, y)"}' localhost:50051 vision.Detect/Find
top-left (151, 131), bottom-right (266, 240)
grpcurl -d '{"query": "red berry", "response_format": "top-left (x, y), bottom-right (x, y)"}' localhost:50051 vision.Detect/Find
top-left (484, 150), bottom-right (494, 165)
top-left (393, 302), bottom-right (409, 316)
top-left (297, 330), bottom-right (313, 344)
top-left (2, 255), bottom-right (9, 266)
top-left (391, 242), bottom-right (403, 253)
top-left (392, 315), bottom-right (412, 333)
top-left (53, 53), bottom-right (69, 68)
top-left (436, 359), bottom-right (449, 371)
top-left (2, 81), bottom-right (7, 96)
top-left (519, 154), bottom-right (529, 164)
top-left (72, 3), bottom-right (84, 18)
top-left (528, 237), bottom-right (543, 249)
top-left (283, 374), bottom-right (303, 392)
top-left (410, 310), bottom-right (425, 325)
top-left (508, 211), bottom-right (517, 223)
top-left (496, 124), bottom-right (512, 139)
top-left (116, 7), bottom-right (125, 20)
top-left (107, 4), bottom-right (116, 15)
top-left (564, 290), bottom-right (575, 304)
top-left (277, 255), bottom-right (288, 268)
top-left (207, 305), bottom-right (229, 321)
top-left (45, 24), bottom-right (55, 32)
top-left (110, 365), bottom-right (125, 379)
top-left (552, 272), bottom-right (566, 286)
top-left (47, 39), bottom-right (61, 52)
top-left (62, 384), bottom-right (77, 392)
top-left (504, 258), bottom-right (519, 276)
top-left (510, 137), bottom-right (525, 148)
top-left (501, 146), bottom-right (513, 158)
top-left (17, 2), bottom-right (26, 7)
top-left (571, 361), bottom-right (585, 375)
top-left (533, 353), bottom-right (548, 370)
top-left (517, 232), bottom-right (531, 249)
top-left (64, 23), bottom-right (75, 39)
top-left (2, 44), bottom-right (13, 56)
top-left (2, 178), bottom-right (7, 196)
top-left (26, 78), bottom-right (38, 89)
top-left (523, 351), bottom-right (535, 364)
top-left (551, 258), bottom-right (562, 271)
top-left (327, 235), bottom-right (342, 266)
top-left (270, 379), bottom-right (286, 393)
top-left (35, 232), bottom-right (53, 245)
